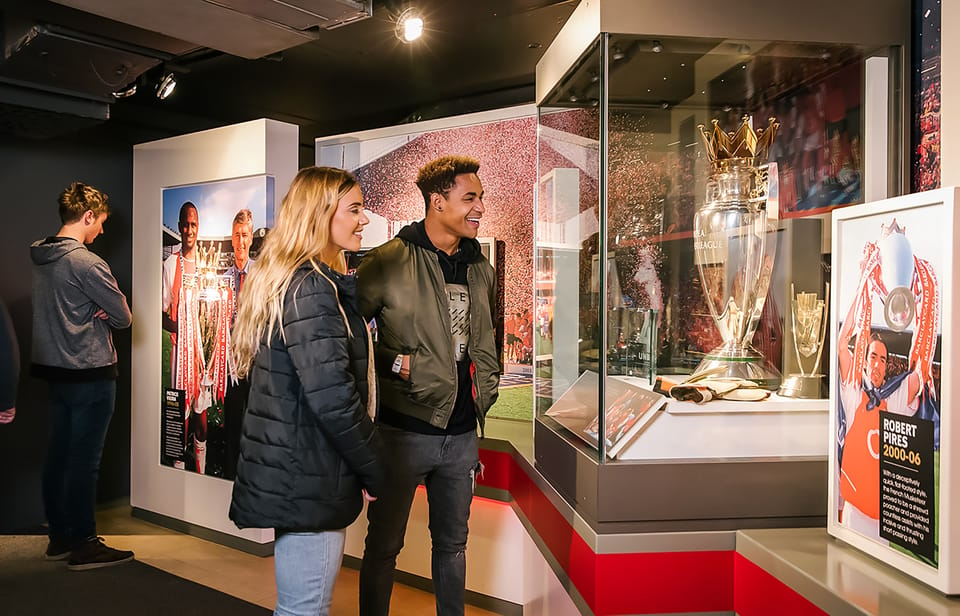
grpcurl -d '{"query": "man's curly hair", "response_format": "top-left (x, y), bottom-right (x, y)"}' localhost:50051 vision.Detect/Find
top-left (415, 155), bottom-right (480, 213)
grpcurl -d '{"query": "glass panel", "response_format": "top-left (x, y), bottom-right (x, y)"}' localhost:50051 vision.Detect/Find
top-left (535, 38), bottom-right (603, 460)
top-left (537, 32), bottom-right (902, 463)
top-left (602, 35), bottom-right (886, 382)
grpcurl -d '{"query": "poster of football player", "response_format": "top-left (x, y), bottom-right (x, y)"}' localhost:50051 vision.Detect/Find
top-left (160, 175), bottom-right (274, 479)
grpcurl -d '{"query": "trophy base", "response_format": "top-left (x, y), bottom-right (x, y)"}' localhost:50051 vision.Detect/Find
top-left (690, 346), bottom-right (781, 390)
top-left (777, 374), bottom-right (826, 399)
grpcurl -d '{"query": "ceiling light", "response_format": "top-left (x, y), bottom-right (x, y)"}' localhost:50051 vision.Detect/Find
top-left (396, 7), bottom-right (424, 43)
top-left (611, 46), bottom-right (625, 61)
top-left (651, 40), bottom-right (663, 53)
top-left (156, 72), bottom-right (177, 100)
top-left (112, 82), bottom-right (138, 99)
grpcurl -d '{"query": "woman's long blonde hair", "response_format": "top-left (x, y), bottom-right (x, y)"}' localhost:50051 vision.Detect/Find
top-left (231, 166), bottom-right (358, 378)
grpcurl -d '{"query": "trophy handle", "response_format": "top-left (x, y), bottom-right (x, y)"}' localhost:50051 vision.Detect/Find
top-left (789, 283), bottom-right (804, 374)
top-left (811, 282), bottom-right (830, 375)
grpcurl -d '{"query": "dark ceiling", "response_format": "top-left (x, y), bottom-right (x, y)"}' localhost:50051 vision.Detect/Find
top-left (0, 0), bottom-right (578, 160)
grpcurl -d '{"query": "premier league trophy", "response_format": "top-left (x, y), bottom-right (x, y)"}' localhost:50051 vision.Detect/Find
top-left (691, 116), bottom-right (780, 389)
top-left (779, 283), bottom-right (829, 398)
top-left (195, 241), bottom-right (233, 419)
top-left (877, 220), bottom-right (917, 332)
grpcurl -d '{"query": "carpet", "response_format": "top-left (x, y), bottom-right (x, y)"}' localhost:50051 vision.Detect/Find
top-left (0, 536), bottom-right (270, 616)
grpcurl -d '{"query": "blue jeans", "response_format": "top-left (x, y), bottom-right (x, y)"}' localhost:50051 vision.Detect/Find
top-left (273, 529), bottom-right (346, 616)
top-left (359, 427), bottom-right (479, 616)
top-left (41, 380), bottom-right (116, 546)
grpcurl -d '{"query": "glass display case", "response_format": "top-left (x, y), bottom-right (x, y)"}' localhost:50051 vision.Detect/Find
top-left (533, 0), bottom-right (908, 529)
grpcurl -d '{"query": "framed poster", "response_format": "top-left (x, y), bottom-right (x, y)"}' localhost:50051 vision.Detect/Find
top-left (829, 187), bottom-right (958, 593)
top-left (160, 174), bottom-right (275, 480)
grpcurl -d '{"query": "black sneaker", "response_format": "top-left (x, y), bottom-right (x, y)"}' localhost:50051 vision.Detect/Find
top-left (66, 537), bottom-right (134, 571)
top-left (44, 539), bottom-right (72, 561)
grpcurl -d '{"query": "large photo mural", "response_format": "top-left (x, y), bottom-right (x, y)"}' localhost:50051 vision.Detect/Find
top-left (160, 175), bottom-right (275, 479)
top-left (322, 113), bottom-right (537, 374)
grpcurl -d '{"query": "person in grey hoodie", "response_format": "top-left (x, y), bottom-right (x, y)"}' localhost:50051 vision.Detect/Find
top-left (31, 181), bottom-right (134, 571)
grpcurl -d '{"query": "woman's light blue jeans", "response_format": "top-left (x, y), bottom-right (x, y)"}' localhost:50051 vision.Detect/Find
top-left (273, 528), bottom-right (346, 616)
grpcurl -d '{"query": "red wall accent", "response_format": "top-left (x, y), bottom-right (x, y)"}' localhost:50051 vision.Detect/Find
top-left (477, 448), bottom-right (737, 614)
top-left (734, 553), bottom-right (828, 616)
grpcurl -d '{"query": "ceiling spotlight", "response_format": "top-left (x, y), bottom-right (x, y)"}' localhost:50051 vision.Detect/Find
top-left (396, 7), bottom-right (424, 43)
top-left (156, 72), bottom-right (177, 100)
top-left (651, 40), bottom-right (663, 53)
top-left (112, 82), bottom-right (138, 99)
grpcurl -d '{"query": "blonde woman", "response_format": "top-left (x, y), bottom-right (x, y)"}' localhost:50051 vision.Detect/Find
top-left (229, 167), bottom-right (383, 616)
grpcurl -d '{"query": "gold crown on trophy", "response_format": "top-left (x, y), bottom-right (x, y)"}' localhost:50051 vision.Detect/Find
top-left (880, 218), bottom-right (907, 239)
top-left (698, 116), bottom-right (779, 167)
top-left (196, 241), bottom-right (222, 282)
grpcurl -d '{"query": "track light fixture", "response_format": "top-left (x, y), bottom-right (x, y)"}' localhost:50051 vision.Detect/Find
top-left (156, 72), bottom-right (177, 100)
top-left (112, 82), bottom-right (138, 99)
top-left (395, 7), bottom-right (424, 43)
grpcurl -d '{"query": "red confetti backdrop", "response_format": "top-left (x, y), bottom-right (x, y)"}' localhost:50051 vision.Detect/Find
top-left (353, 116), bottom-right (537, 362)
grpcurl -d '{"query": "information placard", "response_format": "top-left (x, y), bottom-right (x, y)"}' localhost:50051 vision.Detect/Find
top-left (879, 411), bottom-right (936, 563)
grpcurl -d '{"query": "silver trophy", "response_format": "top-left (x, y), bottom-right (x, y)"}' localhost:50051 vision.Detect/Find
top-left (877, 219), bottom-right (916, 332)
top-left (691, 117), bottom-right (781, 389)
top-left (194, 242), bottom-right (231, 418)
top-left (778, 283), bottom-right (829, 398)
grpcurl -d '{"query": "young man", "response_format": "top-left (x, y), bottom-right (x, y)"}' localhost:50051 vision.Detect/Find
top-left (31, 181), bottom-right (133, 570)
top-left (161, 202), bottom-right (208, 474)
top-left (222, 208), bottom-right (254, 479)
top-left (357, 155), bottom-right (500, 616)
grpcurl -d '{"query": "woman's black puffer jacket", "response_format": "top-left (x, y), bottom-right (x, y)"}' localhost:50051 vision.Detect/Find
top-left (230, 262), bottom-right (383, 531)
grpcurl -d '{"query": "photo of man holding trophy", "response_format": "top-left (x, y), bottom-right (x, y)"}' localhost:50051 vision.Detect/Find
top-left (834, 214), bottom-right (942, 562)
top-left (162, 202), bottom-right (213, 473)
top-left (160, 176), bottom-right (274, 478)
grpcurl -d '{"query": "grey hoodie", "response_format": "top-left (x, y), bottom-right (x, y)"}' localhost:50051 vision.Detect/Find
top-left (30, 237), bottom-right (131, 380)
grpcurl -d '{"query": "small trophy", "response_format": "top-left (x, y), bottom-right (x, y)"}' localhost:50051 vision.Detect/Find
top-left (778, 283), bottom-right (829, 398)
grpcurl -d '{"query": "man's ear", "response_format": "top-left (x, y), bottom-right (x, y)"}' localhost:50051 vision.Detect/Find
top-left (431, 192), bottom-right (443, 212)
top-left (82, 210), bottom-right (95, 224)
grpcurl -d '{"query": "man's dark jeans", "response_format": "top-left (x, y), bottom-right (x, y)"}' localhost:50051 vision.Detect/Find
top-left (42, 380), bottom-right (116, 546)
top-left (359, 426), bottom-right (479, 616)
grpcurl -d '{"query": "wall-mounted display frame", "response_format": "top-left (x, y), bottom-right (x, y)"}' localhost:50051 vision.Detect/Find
top-left (159, 174), bottom-right (275, 480)
top-left (829, 187), bottom-right (956, 594)
top-left (131, 119), bottom-right (297, 549)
